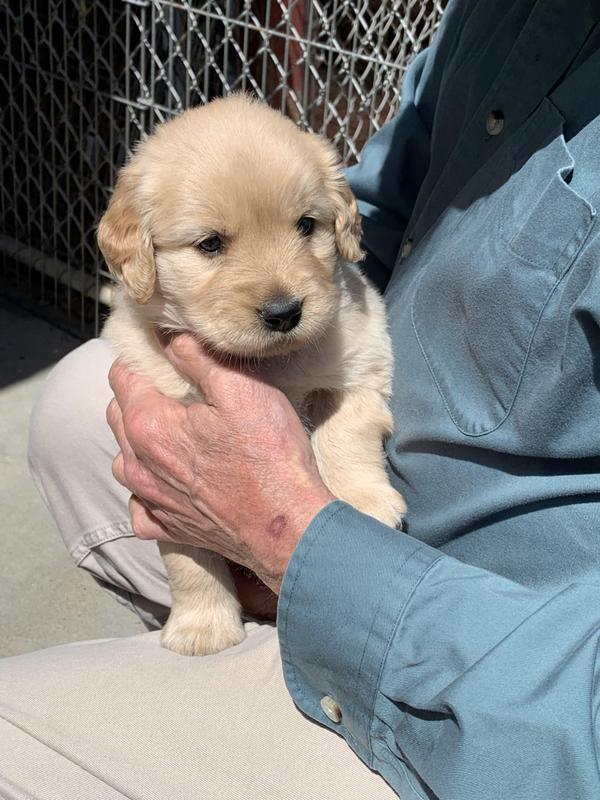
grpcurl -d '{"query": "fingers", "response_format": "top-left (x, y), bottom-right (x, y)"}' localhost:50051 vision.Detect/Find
top-left (158, 331), bottom-right (247, 406)
top-left (109, 397), bottom-right (187, 508)
top-left (112, 444), bottom-right (193, 517)
top-left (129, 494), bottom-right (174, 542)
top-left (107, 359), bottom-right (190, 482)
top-left (111, 448), bottom-right (156, 500)
top-left (108, 359), bottom-right (163, 416)
top-left (106, 397), bottom-right (136, 461)
top-left (107, 395), bottom-right (151, 491)
top-left (107, 394), bottom-right (144, 490)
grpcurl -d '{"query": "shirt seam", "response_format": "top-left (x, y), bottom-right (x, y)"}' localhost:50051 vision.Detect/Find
top-left (69, 520), bottom-right (134, 565)
top-left (280, 502), bottom-right (442, 766)
top-left (366, 555), bottom-right (443, 767)
top-left (410, 207), bottom-right (595, 438)
top-left (351, 546), bottom-right (440, 763)
top-left (279, 501), bottom-right (348, 715)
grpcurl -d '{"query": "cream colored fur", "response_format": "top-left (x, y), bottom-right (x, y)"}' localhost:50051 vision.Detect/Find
top-left (99, 95), bottom-right (405, 656)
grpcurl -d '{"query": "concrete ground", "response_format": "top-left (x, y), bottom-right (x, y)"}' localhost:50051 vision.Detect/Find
top-left (0, 296), bottom-right (145, 658)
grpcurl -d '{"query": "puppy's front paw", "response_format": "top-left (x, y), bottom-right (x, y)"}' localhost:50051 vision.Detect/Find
top-left (350, 484), bottom-right (407, 529)
top-left (160, 608), bottom-right (246, 656)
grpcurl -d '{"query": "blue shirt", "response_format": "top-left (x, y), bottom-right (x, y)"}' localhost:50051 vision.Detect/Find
top-left (278, 1), bottom-right (600, 797)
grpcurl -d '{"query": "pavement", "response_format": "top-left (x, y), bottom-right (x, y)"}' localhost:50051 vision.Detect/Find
top-left (0, 296), bottom-right (145, 658)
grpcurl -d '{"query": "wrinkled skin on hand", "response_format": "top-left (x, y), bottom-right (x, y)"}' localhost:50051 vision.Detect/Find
top-left (106, 332), bottom-right (334, 605)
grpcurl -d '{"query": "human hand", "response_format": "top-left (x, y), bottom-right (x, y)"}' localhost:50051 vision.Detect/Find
top-left (106, 333), bottom-right (334, 595)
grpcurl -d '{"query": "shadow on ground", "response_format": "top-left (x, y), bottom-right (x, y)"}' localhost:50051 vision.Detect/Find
top-left (0, 295), bottom-right (80, 388)
top-left (0, 296), bottom-right (146, 657)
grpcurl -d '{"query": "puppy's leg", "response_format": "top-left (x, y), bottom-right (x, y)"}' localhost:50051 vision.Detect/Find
top-left (159, 543), bottom-right (246, 656)
top-left (309, 388), bottom-right (406, 528)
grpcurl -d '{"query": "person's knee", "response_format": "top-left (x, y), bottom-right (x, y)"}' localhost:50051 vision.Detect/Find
top-left (25, 338), bottom-right (170, 618)
top-left (28, 338), bottom-right (116, 498)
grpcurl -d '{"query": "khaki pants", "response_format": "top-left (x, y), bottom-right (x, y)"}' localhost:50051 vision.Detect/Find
top-left (0, 339), bottom-right (396, 799)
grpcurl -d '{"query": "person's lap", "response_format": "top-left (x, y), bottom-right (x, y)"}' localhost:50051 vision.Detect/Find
top-left (0, 625), bottom-right (396, 799)
top-left (1, 339), bottom-right (396, 799)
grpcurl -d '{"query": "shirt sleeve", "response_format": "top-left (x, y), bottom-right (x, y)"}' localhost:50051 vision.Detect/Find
top-left (278, 501), bottom-right (600, 800)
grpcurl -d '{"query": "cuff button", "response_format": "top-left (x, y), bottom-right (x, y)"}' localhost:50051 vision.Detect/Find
top-left (320, 696), bottom-right (342, 724)
top-left (485, 110), bottom-right (505, 136)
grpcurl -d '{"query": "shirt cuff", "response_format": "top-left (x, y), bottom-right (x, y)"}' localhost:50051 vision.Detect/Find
top-left (277, 499), bottom-right (441, 766)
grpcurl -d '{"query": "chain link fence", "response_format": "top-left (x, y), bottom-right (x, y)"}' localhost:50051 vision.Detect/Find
top-left (0, 0), bottom-right (445, 338)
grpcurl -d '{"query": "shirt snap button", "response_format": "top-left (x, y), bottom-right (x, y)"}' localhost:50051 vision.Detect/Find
top-left (486, 110), bottom-right (505, 136)
top-left (320, 695), bottom-right (342, 723)
top-left (401, 238), bottom-right (413, 259)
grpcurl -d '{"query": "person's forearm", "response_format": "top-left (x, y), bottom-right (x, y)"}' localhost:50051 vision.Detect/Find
top-left (278, 501), bottom-right (600, 800)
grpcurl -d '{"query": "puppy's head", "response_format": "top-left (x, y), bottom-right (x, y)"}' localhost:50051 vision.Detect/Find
top-left (98, 95), bottom-right (363, 358)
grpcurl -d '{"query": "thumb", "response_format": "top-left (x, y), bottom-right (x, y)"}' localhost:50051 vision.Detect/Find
top-left (108, 358), bottom-right (164, 414)
top-left (157, 330), bottom-right (249, 405)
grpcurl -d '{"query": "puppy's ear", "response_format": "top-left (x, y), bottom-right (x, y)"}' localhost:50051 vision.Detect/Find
top-left (316, 138), bottom-right (364, 263)
top-left (97, 165), bottom-right (156, 304)
top-left (330, 173), bottom-right (365, 264)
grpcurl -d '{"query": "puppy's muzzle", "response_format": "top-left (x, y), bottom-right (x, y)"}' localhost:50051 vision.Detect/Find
top-left (259, 297), bottom-right (303, 333)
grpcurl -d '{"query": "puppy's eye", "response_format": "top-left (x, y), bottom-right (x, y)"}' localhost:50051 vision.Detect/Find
top-left (197, 235), bottom-right (223, 254)
top-left (297, 217), bottom-right (315, 237)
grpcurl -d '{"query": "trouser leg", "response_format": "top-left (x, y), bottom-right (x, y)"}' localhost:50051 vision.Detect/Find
top-left (2, 338), bottom-right (398, 799)
top-left (0, 625), bottom-right (397, 800)
top-left (28, 337), bottom-right (171, 627)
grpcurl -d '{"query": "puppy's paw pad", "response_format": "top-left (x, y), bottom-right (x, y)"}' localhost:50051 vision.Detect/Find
top-left (160, 614), bottom-right (246, 656)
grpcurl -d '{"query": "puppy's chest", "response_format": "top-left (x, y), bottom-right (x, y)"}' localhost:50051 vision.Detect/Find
top-left (261, 354), bottom-right (335, 406)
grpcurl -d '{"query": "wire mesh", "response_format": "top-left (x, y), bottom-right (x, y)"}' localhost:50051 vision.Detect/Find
top-left (0, 0), bottom-right (446, 338)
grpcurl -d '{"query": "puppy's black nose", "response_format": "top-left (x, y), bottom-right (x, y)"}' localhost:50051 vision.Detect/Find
top-left (260, 298), bottom-right (303, 333)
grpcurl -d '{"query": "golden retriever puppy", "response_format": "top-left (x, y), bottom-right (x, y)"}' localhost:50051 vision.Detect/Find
top-left (99, 95), bottom-right (405, 656)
